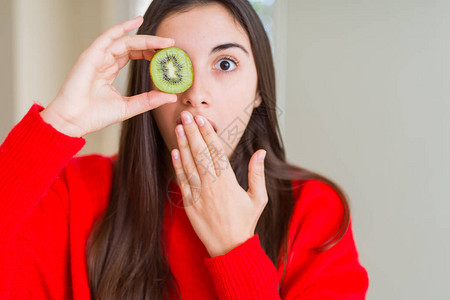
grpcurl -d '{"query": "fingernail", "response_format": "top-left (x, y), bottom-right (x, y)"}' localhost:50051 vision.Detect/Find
top-left (257, 151), bottom-right (266, 163)
top-left (176, 125), bottom-right (185, 137)
top-left (181, 111), bottom-right (193, 124)
top-left (195, 115), bottom-right (205, 126)
top-left (172, 149), bottom-right (180, 160)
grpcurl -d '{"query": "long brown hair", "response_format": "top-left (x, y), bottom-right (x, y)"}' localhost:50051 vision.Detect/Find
top-left (86, 0), bottom-right (351, 299)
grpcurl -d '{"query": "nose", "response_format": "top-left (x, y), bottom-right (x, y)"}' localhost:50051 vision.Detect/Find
top-left (180, 67), bottom-right (211, 107)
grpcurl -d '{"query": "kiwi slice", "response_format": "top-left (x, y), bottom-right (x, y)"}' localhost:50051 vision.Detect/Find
top-left (150, 47), bottom-right (193, 94)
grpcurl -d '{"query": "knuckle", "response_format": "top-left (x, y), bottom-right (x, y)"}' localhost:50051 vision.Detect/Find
top-left (203, 126), bottom-right (215, 139)
top-left (261, 196), bottom-right (269, 205)
top-left (184, 193), bottom-right (194, 207)
top-left (254, 192), bottom-right (268, 204)
top-left (185, 167), bottom-right (198, 180)
top-left (184, 124), bottom-right (197, 134)
top-left (205, 186), bottom-right (215, 197)
top-left (177, 135), bottom-right (189, 147)
top-left (212, 147), bottom-right (225, 161)
top-left (191, 144), bottom-right (206, 158)
top-left (145, 36), bottom-right (158, 48)
top-left (78, 49), bottom-right (91, 62)
top-left (254, 168), bottom-right (265, 177)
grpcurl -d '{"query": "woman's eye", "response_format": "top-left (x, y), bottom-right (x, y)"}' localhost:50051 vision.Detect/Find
top-left (215, 58), bottom-right (237, 71)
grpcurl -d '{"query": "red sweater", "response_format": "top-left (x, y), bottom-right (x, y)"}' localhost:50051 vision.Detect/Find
top-left (0, 103), bottom-right (369, 299)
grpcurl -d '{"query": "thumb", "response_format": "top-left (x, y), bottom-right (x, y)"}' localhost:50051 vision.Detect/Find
top-left (247, 149), bottom-right (267, 200)
top-left (123, 91), bottom-right (177, 119)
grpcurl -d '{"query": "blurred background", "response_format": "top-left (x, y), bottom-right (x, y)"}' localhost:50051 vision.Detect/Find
top-left (1, 0), bottom-right (449, 299)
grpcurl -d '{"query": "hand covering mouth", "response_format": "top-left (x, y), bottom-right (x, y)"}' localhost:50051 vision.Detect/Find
top-left (176, 115), bottom-right (217, 133)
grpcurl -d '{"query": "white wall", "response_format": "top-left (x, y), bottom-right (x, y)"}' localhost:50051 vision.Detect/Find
top-left (285, 0), bottom-right (449, 299)
top-left (0, 0), bottom-right (15, 142)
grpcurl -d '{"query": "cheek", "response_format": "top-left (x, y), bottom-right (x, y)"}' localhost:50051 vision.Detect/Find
top-left (218, 73), bottom-right (256, 106)
top-left (221, 89), bottom-right (256, 119)
top-left (218, 104), bottom-right (253, 154)
top-left (221, 72), bottom-right (257, 94)
top-left (218, 77), bottom-right (257, 136)
top-left (218, 74), bottom-right (257, 153)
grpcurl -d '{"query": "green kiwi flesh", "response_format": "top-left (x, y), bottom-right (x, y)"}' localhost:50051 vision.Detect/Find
top-left (150, 47), bottom-right (193, 94)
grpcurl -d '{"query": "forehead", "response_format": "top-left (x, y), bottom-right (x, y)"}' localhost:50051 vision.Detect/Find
top-left (155, 3), bottom-right (251, 53)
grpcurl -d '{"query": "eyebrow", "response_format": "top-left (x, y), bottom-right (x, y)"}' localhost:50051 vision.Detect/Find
top-left (210, 43), bottom-right (249, 56)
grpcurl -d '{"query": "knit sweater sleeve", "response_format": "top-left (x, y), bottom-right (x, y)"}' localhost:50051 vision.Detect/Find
top-left (0, 102), bottom-right (86, 298)
top-left (0, 102), bottom-right (85, 243)
top-left (203, 180), bottom-right (369, 299)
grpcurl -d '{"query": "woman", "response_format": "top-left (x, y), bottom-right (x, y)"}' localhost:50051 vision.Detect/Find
top-left (0, 0), bottom-right (369, 299)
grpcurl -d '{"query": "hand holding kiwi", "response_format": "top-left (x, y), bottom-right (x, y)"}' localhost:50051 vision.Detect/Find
top-left (40, 16), bottom-right (178, 138)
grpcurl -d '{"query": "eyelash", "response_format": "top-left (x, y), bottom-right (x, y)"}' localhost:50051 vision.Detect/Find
top-left (216, 56), bottom-right (239, 71)
top-left (222, 56), bottom-right (239, 65)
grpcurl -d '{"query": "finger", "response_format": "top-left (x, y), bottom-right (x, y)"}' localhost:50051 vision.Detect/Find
top-left (122, 90), bottom-right (177, 120)
top-left (193, 113), bottom-right (232, 180)
top-left (115, 49), bottom-right (155, 70)
top-left (247, 150), bottom-right (268, 203)
top-left (90, 16), bottom-right (145, 52)
top-left (171, 149), bottom-right (196, 207)
top-left (179, 111), bottom-right (217, 184)
top-left (175, 123), bottom-right (208, 189)
top-left (128, 49), bottom-right (155, 61)
top-left (108, 35), bottom-right (175, 59)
